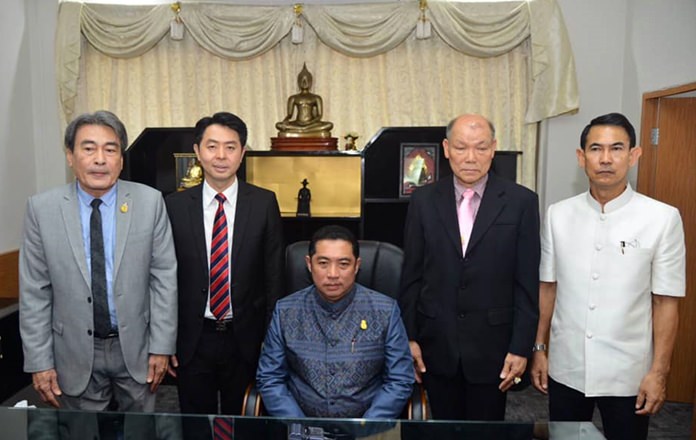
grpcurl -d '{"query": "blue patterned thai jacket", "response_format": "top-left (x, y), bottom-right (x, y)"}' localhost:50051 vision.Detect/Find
top-left (256, 283), bottom-right (414, 419)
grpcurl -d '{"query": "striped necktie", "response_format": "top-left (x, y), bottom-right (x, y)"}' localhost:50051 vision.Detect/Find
top-left (210, 193), bottom-right (231, 320)
top-left (213, 416), bottom-right (234, 440)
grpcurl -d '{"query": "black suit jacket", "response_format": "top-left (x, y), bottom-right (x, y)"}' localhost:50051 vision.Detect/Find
top-left (165, 181), bottom-right (284, 368)
top-left (399, 173), bottom-right (540, 383)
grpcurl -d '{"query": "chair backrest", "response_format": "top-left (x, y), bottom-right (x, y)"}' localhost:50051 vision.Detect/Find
top-left (285, 240), bottom-right (404, 299)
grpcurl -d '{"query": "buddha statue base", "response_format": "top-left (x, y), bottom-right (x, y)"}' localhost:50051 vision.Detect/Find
top-left (271, 136), bottom-right (338, 151)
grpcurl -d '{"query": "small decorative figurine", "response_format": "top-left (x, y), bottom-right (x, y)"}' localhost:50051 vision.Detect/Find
top-left (297, 178), bottom-right (311, 217)
top-left (344, 132), bottom-right (359, 151)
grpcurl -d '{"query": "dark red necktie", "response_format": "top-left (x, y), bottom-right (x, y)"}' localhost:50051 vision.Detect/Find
top-left (213, 416), bottom-right (234, 440)
top-left (210, 193), bottom-right (231, 320)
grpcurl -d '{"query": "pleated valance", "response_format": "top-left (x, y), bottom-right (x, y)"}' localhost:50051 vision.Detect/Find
top-left (57, 0), bottom-right (578, 124)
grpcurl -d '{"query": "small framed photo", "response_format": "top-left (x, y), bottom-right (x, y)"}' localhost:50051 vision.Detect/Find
top-left (174, 153), bottom-right (203, 191)
top-left (400, 143), bottom-right (438, 198)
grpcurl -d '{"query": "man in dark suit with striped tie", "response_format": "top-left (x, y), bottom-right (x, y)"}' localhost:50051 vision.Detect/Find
top-left (165, 112), bottom-right (284, 415)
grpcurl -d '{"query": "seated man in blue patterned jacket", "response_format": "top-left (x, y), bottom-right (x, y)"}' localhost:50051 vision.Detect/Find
top-left (256, 225), bottom-right (414, 419)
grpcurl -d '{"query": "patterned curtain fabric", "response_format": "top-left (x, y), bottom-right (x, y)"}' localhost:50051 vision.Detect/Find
top-left (58, 0), bottom-right (579, 190)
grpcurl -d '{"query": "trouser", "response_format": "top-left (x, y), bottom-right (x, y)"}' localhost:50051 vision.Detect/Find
top-left (60, 336), bottom-right (155, 412)
top-left (424, 361), bottom-right (507, 421)
top-left (177, 319), bottom-right (254, 415)
top-left (549, 376), bottom-right (649, 440)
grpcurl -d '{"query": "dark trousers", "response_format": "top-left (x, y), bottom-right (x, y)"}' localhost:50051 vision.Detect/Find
top-left (424, 362), bottom-right (507, 421)
top-left (177, 321), bottom-right (254, 416)
top-left (549, 377), bottom-right (649, 440)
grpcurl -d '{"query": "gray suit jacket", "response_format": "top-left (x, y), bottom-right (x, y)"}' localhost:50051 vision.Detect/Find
top-left (19, 180), bottom-right (178, 395)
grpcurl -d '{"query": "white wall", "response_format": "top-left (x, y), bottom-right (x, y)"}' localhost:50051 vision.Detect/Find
top-left (0, 0), bottom-right (37, 252)
top-left (2, 0), bottom-right (696, 252)
top-left (540, 0), bottom-right (629, 210)
top-left (541, 0), bottom-right (696, 211)
top-left (623, 0), bottom-right (696, 112)
top-left (0, 0), bottom-right (61, 253)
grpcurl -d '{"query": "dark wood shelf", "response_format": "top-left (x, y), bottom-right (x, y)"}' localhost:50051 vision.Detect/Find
top-left (246, 150), bottom-right (361, 157)
top-left (364, 198), bottom-right (410, 204)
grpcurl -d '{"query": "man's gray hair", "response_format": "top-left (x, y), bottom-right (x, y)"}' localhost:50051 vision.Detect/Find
top-left (64, 110), bottom-right (128, 153)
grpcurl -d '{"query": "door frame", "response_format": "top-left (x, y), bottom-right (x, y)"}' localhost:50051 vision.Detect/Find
top-left (637, 81), bottom-right (696, 194)
top-left (637, 81), bottom-right (696, 440)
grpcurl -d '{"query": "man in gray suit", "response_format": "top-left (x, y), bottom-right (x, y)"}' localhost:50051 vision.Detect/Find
top-left (19, 110), bottom-right (177, 411)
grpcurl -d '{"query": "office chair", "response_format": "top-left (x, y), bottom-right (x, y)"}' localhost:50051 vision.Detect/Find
top-left (242, 240), bottom-right (429, 420)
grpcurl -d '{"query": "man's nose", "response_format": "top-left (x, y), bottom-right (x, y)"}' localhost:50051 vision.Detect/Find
top-left (463, 148), bottom-right (476, 162)
top-left (600, 149), bottom-right (612, 163)
top-left (94, 148), bottom-right (106, 164)
top-left (327, 264), bottom-right (339, 278)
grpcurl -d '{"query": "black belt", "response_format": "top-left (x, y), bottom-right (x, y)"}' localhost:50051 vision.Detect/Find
top-left (95, 330), bottom-right (119, 339)
top-left (203, 318), bottom-right (234, 332)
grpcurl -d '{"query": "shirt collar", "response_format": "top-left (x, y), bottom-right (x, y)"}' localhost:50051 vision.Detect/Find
top-left (76, 181), bottom-right (118, 208)
top-left (585, 184), bottom-right (634, 214)
top-left (454, 173), bottom-right (488, 200)
top-left (202, 179), bottom-right (238, 207)
top-left (312, 284), bottom-right (357, 314)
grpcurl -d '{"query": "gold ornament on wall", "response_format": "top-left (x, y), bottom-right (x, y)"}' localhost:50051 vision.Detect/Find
top-left (170, 2), bottom-right (184, 41)
top-left (416, 0), bottom-right (432, 40)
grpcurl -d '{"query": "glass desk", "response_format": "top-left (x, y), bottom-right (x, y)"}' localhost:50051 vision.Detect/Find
top-left (0, 407), bottom-right (605, 439)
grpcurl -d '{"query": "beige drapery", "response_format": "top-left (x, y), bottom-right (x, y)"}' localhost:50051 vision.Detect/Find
top-left (57, 0), bottom-right (579, 190)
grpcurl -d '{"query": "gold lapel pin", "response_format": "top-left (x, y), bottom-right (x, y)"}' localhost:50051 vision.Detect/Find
top-left (120, 202), bottom-right (128, 213)
top-left (360, 319), bottom-right (368, 330)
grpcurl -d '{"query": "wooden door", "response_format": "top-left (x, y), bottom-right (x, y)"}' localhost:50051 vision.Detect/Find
top-left (638, 89), bottom-right (696, 403)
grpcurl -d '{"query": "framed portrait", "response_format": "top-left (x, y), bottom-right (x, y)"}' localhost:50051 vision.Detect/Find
top-left (400, 143), bottom-right (438, 198)
top-left (174, 153), bottom-right (202, 191)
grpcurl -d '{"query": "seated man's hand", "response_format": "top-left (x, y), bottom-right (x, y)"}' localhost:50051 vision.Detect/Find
top-left (409, 341), bottom-right (427, 383)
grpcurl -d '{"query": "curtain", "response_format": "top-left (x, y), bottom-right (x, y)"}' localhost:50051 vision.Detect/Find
top-left (59, 0), bottom-right (579, 190)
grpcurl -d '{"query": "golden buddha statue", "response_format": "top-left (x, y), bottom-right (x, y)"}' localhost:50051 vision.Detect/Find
top-left (179, 158), bottom-right (203, 190)
top-left (276, 64), bottom-right (334, 138)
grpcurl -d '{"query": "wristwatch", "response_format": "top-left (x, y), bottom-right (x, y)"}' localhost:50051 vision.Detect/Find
top-left (532, 343), bottom-right (547, 352)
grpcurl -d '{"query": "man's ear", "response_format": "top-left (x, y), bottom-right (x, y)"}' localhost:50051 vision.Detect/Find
top-left (354, 257), bottom-right (361, 274)
top-left (193, 144), bottom-right (201, 161)
top-left (630, 146), bottom-right (643, 166)
top-left (305, 255), bottom-right (311, 272)
top-left (65, 148), bottom-right (74, 168)
top-left (576, 148), bottom-right (586, 169)
top-left (442, 138), bottom-right (451, 160)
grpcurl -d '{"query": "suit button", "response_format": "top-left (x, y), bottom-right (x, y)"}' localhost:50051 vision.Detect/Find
top-left (87, 329), bottom-right (93, 336)
top-left (87, 297), bottom-right (92, 303)
top-left (201, 288), bottom-right (207, 293)
top-left (458, 313), bottom-right (465, 319)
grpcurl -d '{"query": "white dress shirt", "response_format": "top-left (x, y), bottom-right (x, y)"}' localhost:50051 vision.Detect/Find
top-left (540, 185), bottom-right (685, 396)
top-left (202, 179), bottom-right (238, 320)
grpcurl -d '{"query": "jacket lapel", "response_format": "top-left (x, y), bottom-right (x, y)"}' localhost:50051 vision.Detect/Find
top-left (113, 181), bottom-right (132, 278)
top-left (189, 184), bottom-right (209, 277)
top-left (61, 183), bottom-right (90, 288)
top-left (231, 181), bottom-right (251, 266)
top-left (434, 176), bottom-right (464, 257)
top-left (468, 173), bottom-right (506, 254)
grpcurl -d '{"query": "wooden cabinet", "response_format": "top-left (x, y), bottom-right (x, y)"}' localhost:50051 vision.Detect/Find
top-left (122, 127), bottom-right (519, 246)
top-left (361, 127), bottom-right (520, 247)
top-left (240, 150), bottom-right (362, 242)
